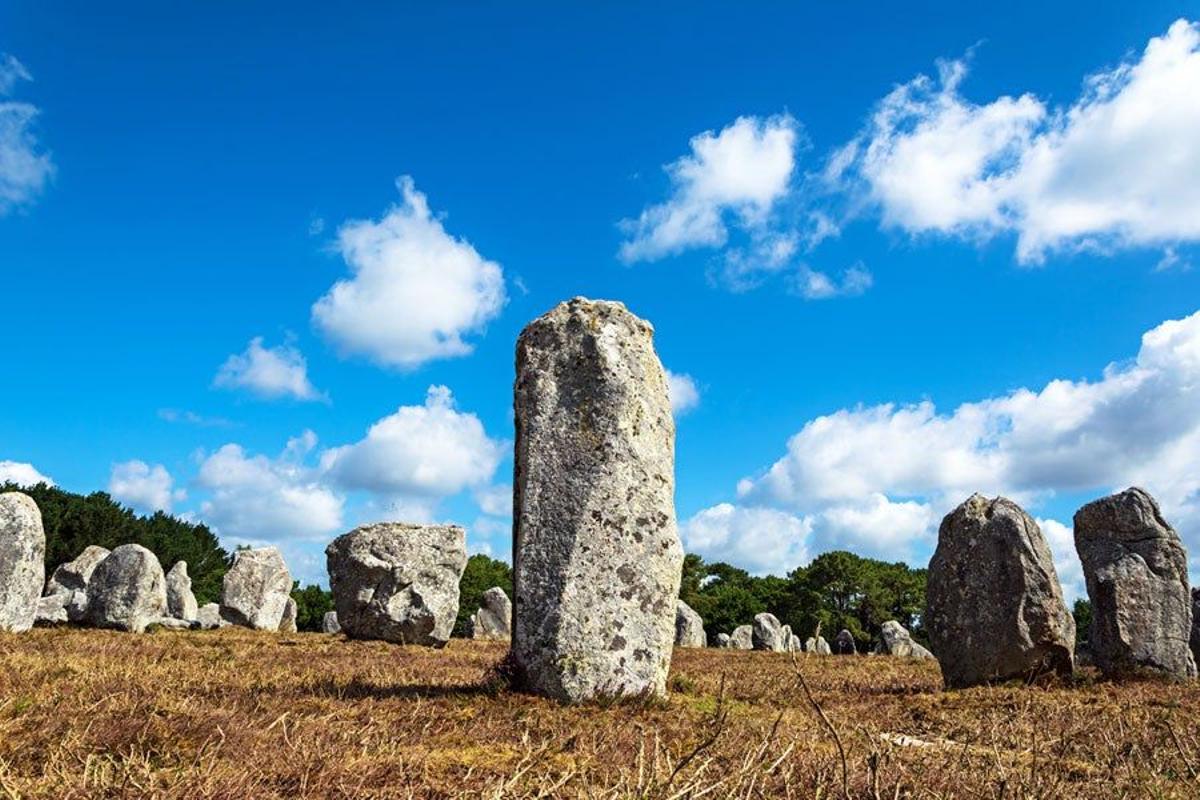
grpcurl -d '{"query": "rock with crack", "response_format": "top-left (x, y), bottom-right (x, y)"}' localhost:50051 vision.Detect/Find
top-left (219, 547), bottom-right (292, 631)
top-left (45, 544), bottom-right (109, 623)
top-left (873, 621), bottom-right (935, 660)
top-left (85, 544), bottom-right (168, 633)
top-left (166, 561), bottom-right (199, 621)
top-left (752, 612), bottom-right (786, 652)
top-left (674, 600), bottom-right (706, 648)
top-left (0, 492), bottom-right (45, 633)
top-left (469, 587), bottom-right (512, 640)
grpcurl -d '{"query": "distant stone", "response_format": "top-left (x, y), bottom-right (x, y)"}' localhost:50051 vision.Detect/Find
top-left (220, 547), bottom-right (292, 631)
top-left (833, 629), bottom-right (857, 655)
top-left (196, 602), bottom-right (228, 630)
top-left (322, 610), bottom-right (341, 634)
top-left (0, 492), bottom-right (45, 633)
top-left (790, 633), bottom-right (803, 652)
top-left (1074, 488), bottom-right (1197, 679)
top-left (277, 596), bottom-right (297, 633)
top-left (85, 544), bottom-right (168, 633)
top-left (927, 494), bottom-right (1075, 688)
top-left (873, 621), bottom-right (935, 660)
top-left (46, 545), bottom-right (110, 623)
top-left (1191, 589), bottom-right (1200, 670)
top-left (327, 522), bottom-right (467, 647)
top-left (716, 632), bottom-right (731, 648)
top-left (675, 600), bottom-right (707, 648)
top-left (166, 561), bottom-right (199, 621)
top-left (151, 617), bottom-right (200, 631)
top-left (806, 636), bottom-right (831, 655)
top-left (731, 625), bottom-right (753, 650)
top-left (469, 587), bottom-right (512, 640)
top-left (752, 613), bottom-right (786, 652)
top-left (511, 298), bottom-right (682, 702)
top-left (34, 593), bottom-right (68, 626)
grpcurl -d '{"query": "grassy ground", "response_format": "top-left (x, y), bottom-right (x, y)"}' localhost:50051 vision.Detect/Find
top-left (0, 629), bottom-right (1198, 798)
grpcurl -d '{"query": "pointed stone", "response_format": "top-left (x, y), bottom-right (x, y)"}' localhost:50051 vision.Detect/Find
top-left (166, 561), bottom-right (199, 621)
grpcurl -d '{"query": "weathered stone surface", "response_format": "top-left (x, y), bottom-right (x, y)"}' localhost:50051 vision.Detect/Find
top-left (166, 561), bottom-right (199, 621)
top-left (322, 610), bottom-right (341, 634)
top-left (85, 544), bottom-right (168, 633)
top-left (220, 547), bottom-right (292, 631)
top-left (675, 600), bottom-right (706, 648)
top-left (512, 298), bottom-right (683, 702)
top-left (806, 636), bottom-right (831, 655)
top-left (152, 616), bottom-right (200, 630)
top-left (752, 613), bottom-right (786, 652)
top-left (780, 624), bottom-right (793, 650)
top-left (327, 522), bottom-right (467, 647)
top-left (874, 621), bottom-right (935, 660)
top-left (927, 494), bottom-right (1075, 688)
top-left (46, 545), bottom-right (110, 623)
top-left (790, 633), bottom-right (803, 652)
top-left (1074, 488), bottom-right (1196, 679)
top-left (833, 629), bottom-right (857, 655)
top-left (196, 602), bottom-right (228, 630)
top-left (1191, 589), bottom-right (1200, 670)
top-left (731, 625), bottom-right (753, 650)
top-left (278, 596), bottom-right (297, 633)
top-left (469, 587), bottom-right (512, 640)
top-left (0, 492), bottom-right (45, 633)
top-left (35, 593), bottom-right (68, 625)
top-left (716, 632), bottom-right (731, 648)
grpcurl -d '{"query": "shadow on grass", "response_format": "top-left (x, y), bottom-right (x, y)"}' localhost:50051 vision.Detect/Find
top-left (305, 676), bottom-right (500, 701)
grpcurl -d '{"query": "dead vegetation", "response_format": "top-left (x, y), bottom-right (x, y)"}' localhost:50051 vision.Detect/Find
top-left (0, 628), bottom-right (1198, 798)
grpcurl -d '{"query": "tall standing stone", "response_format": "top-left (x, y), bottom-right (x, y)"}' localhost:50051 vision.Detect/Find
top-left (926, 494), bottom-right (1075, 688)
top-left (1074, 488), bottom-right (1197, 679)
top-left (278, 596), bottom-right (298, 633)
top-left (0, 492), bottom-right (45, 633)
top-left (512, 298), bottom-right (683, 702)
top-left (220, 547), bottom-right (292, 631)
top-left (469, 586), bottom-right (512, 640)
top-left (322, 610), bottom-right (341, 634)
top-left (326, 522), bottom-right (467, 647)
top-left (166, 561), bottom-right (199, 621)
top-left (85, 544), bottom-right (168, 633)
top-left (675, 600), bottom-right (707, 648)
top-left (752, 613), bottom-right (786, 652)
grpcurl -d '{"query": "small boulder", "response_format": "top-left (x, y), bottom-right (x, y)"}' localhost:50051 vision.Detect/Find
top-left (0, 492), bottom-right (45, 633)
top-left (752, 613), bottom-right (786, 652)
top-left (46, 545), bottom-right (110, 622)
top-left (731, 624), bottom-right (753, 650)
top-left (833, 629), bottom-right (857, 655)
top-left (166, 561), bottom-right (199, 621)
top-left (34, 593), bottom-right (68, 626)
top-left (806, 636), bottom-right (831, 655)
top-left (469, 587), bottom-right (512, 640)
top-left (675, 600), bottom-right (707, 648)
top-left (790, 633), bottom-right (803, 652)
top-left (716, 632), bottom-right (731, 648)
top-left (151, 617), bottom-right (200, 631)
top-left (85, 544), bottom-right (168, 633)
top-left (220, 547), bottom-right (292, 631)
top-left (326, 522), bottom-right (467, 647)
top-left (278, 596), bottom-right (297, 633)
top-left (1074, 488), bottom-right (1197, 679)
top-left (196, 602), bottom-right (228, 630)
top-left (322, 610), bottom-right (341, 634)
top-left (874, 621), bottom-right (935, 660)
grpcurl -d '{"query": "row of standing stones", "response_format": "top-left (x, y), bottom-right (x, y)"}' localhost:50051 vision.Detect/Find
top-left (1, 298), bottom-right (1198, 700)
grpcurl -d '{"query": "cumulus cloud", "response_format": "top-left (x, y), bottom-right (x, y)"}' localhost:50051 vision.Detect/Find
top-left (665, 369), bottom-right (700, 416)
top-left (108, 460), bottom-right (184, 514)
top-left (321, 385), bottom-right (504, 498)
top-left (214, 337), bottom-right (325, 401)
top-left (474, 483), bottom-right (513, 518)
top-left (620, 115), bottom-right (799, 263)
top-left (680, 503), bottom-right (812, 575)
top-left (312, 176), bottom-right (507, 368)
top-left (1038, 517), bottom-right (1086, 602)
top-left (794, 263), bottom-right (874, 300)
top-left (0, 460), bottom-right (53, 487)
top-left (0, 54), bottom-right (53, 214)
top-left (835, 19), bottom-right (1200, 263)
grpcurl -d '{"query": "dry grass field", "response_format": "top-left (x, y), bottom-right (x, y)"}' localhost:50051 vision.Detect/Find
top-left (1, 628), bottom-right (1198, 798)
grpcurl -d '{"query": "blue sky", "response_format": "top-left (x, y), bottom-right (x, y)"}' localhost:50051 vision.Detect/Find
top-left (2, 3), bottom-right (1199, 592)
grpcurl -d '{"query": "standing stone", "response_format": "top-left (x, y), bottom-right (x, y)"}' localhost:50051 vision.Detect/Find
top-left (512, 298), bottom-right (683, 702)
top-left (196, 602), bottom-right (228, 630)
top-left (874, 621), bottom-right (935, 660)
top-left (322, 610), bottom-right (341, 634)
top-left (278, 596), bottom-right (297, 633)
top-left (806, 636), bottom-right (832, 655)
top-left (469, 587), bottom-right (512, 640)
top-left (326, 522), bottom-right (467, 647)
top-left (790, 633), bottom-right (803, 652)
top-left (675, 600), bottom-right (707, 648)
top-left (85, 544), bottom-right (168, 633)
top-left (731, 624), bottom-right (753, 650)
top-left (0, 492), bottom-right (45, 633)
top-left (926, 494), bottom-right (1075, 688)
top-left (220, 547), bottom-right (292, 631)
top-left (1074, 488), bottom-right (1197, 679)
top-left (833, 629), bottom-right (857, 655)
top-left (1190, 589), bottom-right (1200, 670)
top-left (46, 544), bottom-right (110, 622)
top-left (165, 561), bottom-right (199, 621)
top-left (716, 632), bottom-right (731, 648)
top-left (752, 613), bottom-right (786, 652)
top-left (780, 624), bottom-right (793, 650)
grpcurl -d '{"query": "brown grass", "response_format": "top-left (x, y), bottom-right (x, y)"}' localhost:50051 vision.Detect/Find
top-left (0, 628), bottom-right (1198, 798)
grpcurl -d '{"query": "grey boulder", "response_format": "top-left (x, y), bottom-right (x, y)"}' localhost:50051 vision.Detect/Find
top-left (34, 593), bottom-right (68, 625)
top-left (1074, 488), bottom-right (1196, 679)
top-left (326, 522), bottom-right (467, 647)
top-left (926, 494), bottom-right (1075, 688)
top-left (716, 632), bottom-right (731, 648)
top-left (469, 587), bottom-right (512, 640)
top-left (874, 621), bottom-right (935, 660)
top-left (322, 610), bottom-right (341, 634)
top-left (166, 561), bottom-right (199, 621)
top-left (46, 544), bottom-right (110, 622)
top-left (511, 298), bottom-right (683, 702)
top-left (220, 547), bottom-right (292, 631)
top-left (752, 613), bottom-right (786, 652)
top-left (806, 636), bottom-right (831, 655)
top-left (833, 629), bottom-right (857, 655)
top-left (675, 600), bottom-right (706, 648)
top-left (1191, 589), bottom-right (1200, 669)
top-left (85, 544), bottom-right (168, 633)
top-left (0, 492), bottom-right (45, 633)
top-left (196, 602), bottom-right (228, 630)
top-left (731, 624), bottom-right (753, 650)
top-left (278, 596), bottom-right (297, 633)
top-left (152, 616), bottom-right (200, 631)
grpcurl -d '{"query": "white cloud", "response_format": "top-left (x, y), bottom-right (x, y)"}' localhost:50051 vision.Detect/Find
top-left (108, 460), bottom-right (184, 514)
top-left (474, 483), bottom-right (513, 518)
top-left (620, 115), bottom-right (798, 262)
top-left (665, 369), bottom-right (701, 416)
top-left (312, 176), bottom-right (507, 368)
top-left (794, 262), bottom-right (873, 300)
top-left (1038, 517), bottom-right (1086, 603)
top-left (214, 336), bottom-right (325, 402)
top-left (836, 19), bottom-right (1200, 263)
top-left (197, 431), bottom-right (343, 542)
top-left (812, 494), bottom-right (935, 561)
top-left (322, 385), bottom-right (504, 498)
top-left (0, 54), bottom-right (53, 215)
top-left (681, 502), bottom-right (812, 575)
top-left (0, 460), bottom-right (53, 487)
